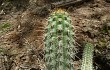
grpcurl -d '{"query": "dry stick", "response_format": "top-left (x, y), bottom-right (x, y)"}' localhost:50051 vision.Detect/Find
top-left (51, 0), bottom-right (91, 8)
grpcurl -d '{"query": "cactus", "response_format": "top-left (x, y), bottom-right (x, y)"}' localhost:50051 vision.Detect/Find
top-left (45, 9), bottom-right (76, 70)
top-left (81, 43), bottom-right (94, 70)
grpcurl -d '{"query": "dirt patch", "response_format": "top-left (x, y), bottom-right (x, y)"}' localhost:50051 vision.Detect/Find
top-left (0, 0), bottom-right (110, 70)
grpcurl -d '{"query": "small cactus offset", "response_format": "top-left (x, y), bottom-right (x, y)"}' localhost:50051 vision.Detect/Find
top-left (81, 43), bottom-right (94, 70)
top-left (45, 9), bottom-right (76, 70)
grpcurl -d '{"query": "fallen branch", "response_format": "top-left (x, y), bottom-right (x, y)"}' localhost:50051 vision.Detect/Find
top-left (51, 0), bottom-right (91, 8)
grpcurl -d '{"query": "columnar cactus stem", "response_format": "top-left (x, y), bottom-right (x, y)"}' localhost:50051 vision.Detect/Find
top-left (81, 43), bottom-right (94, 70)
top-left (45, 9), bottom-right (76, 70)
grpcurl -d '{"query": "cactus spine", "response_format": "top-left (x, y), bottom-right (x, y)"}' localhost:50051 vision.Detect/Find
top-left (81, 43), bottom-right (94, 70)
top-left (45, 9), bottom-right (75, 70)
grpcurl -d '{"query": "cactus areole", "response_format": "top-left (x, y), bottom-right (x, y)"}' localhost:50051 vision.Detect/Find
top-left (45, 9), bottom-right (75, 70)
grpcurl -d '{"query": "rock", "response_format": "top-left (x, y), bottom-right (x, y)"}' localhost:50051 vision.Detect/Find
top-left (31, 5), bottom-right (50, 17)
top-left (107, 23), bottom-right (110, 27)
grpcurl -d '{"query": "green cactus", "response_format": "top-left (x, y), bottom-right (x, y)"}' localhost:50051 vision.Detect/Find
top-left (81, 43), bottom-right (94, 70)
top-left (45, 9), bottom-right (76, 70)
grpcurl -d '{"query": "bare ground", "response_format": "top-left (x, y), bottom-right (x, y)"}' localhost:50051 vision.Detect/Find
top-left (0, 0), bottom-right (110, 70)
